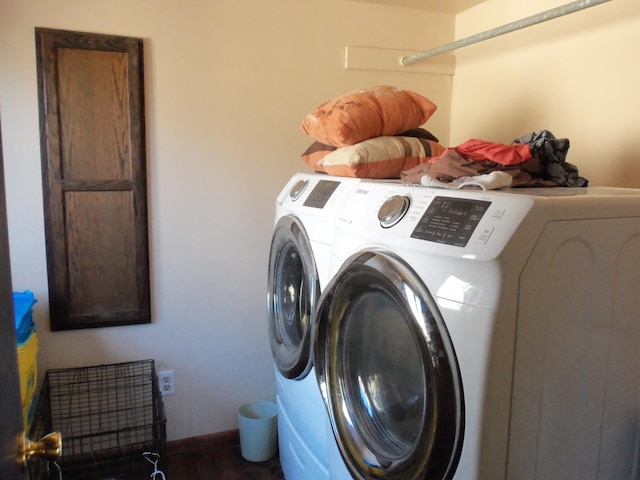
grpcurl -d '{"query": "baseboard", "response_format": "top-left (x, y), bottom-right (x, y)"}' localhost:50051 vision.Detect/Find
top-left (167, 429), bottom-right (240, 454)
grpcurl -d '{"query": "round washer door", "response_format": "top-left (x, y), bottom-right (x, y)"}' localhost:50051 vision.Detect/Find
top-left (267, 215), bottom-right (320, 380)
top-left (315, 250), bottom-right (465, 480)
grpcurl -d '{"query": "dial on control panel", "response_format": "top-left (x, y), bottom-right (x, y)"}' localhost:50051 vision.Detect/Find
top-left (378, 195), bottom-right (410, 228)
top-left (289, 179), bottom-right (308, 201)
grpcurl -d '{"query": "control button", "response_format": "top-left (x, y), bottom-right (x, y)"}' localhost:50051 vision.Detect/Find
top-left (476, 226), bottom-right (495, 245)
top-left (378, 195), bottom-right (410, 228)
top-left (289, 179), bottom-right (308, 201)
top-left (491, 209), bottom-right (506, 220)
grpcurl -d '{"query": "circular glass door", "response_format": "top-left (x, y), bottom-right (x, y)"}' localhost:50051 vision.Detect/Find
top-left (267, 215), bottom-right (319, 380)
top-left (315, 250), bottom-right (464, 480)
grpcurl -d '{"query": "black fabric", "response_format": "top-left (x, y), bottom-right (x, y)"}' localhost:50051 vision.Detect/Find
top-left (398, 127), bottom-right (440, 143)
top-left (512, 130), bottom-right (588, 187)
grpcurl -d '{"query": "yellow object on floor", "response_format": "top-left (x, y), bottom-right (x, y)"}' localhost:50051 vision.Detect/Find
top-left (17, 328), bottom-right (38, 430)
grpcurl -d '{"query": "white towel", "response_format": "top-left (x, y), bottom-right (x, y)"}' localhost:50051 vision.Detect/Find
top-left (421, 171), bottom-right (513, 191)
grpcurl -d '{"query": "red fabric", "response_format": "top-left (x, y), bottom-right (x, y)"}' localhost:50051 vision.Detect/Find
top-left (454, 139), bottom-right (532, 165)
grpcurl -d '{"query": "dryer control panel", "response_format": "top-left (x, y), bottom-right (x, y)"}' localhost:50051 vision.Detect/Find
top-left (302, 179), bottom-right (341, 209)
top-left (275, 173), bottom-right (361, 246)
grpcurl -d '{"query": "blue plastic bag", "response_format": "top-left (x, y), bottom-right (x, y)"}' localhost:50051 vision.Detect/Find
top-left (13, 291), bottom-right (37, 344)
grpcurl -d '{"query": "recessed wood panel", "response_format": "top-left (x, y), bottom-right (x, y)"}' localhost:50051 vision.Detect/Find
top-left (36, 28), bottom-right (149, 330)
top-left (58, 48), bottom-right (132, 180)
top-left (65, 191), bottom-right (138, 317)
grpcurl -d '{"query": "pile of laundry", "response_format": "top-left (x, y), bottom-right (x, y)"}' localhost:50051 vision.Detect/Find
top-left (299, 85), bottom-right (588, 189)
top-left (401, 130), bottom-right (589, 190)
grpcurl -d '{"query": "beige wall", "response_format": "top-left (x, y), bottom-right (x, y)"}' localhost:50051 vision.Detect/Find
top-left (3, 0), bottom-right (636, 443)
top-left (452, 0), bottom-right (640, 187)
top-left (0, 0), bottom-right (453, 440)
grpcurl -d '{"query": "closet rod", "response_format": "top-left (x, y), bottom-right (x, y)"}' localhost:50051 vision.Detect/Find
top-left (402, 0), bottom-right (612, 65)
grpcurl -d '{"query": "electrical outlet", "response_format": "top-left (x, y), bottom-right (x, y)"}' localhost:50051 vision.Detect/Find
top-left (158, 370), bottom-right (175, 396)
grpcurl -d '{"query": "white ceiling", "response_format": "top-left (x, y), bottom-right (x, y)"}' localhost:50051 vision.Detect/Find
top-left (346, 0), bottom-right (487, 14)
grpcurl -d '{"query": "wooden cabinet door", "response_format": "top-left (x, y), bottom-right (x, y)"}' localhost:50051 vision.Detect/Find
top-left (35, 28), bottom-right (150, 330)
top-left (0, 118), bottom-right (29, 480)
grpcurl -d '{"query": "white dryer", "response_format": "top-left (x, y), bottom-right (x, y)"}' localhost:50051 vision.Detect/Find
top-left (314, 181), bottom-right (640, 480)
top-left (267, 173), bottom-right (358, 480)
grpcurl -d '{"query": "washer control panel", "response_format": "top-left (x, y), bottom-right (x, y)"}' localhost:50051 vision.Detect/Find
top-left (410, 196), bottom-right (491, 247)
top-left (339, 181), bottom-right (538, 260)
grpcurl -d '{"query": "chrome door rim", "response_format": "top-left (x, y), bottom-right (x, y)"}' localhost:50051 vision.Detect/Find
top-left (267, 215), bottom-right (319, 380)
top-left (315, 249), bottom-right (465, 480)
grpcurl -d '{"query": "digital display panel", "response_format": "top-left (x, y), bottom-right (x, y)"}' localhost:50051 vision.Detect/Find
top-left (303, 180), bottom-right (340, 209)
top-left (411, 196), bottom-right (491, 247)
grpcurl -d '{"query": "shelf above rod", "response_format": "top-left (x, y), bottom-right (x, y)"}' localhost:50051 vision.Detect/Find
top-left (402, 0), bottom-right (613, 65)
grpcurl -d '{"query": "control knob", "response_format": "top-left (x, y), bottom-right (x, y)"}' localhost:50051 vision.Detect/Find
top-left (289, 179), bottom-right (308, 201)
top-left (378, 195), bottom-right (410, 228)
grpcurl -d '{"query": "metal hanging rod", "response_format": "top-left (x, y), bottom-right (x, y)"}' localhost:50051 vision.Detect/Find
top-left (402, 0), bottom-right (613, 65)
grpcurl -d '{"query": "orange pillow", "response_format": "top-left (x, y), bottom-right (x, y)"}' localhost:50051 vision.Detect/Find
top-left (300, 86), bottom-right (437, 147)
top-left (304, 136), bottom-right (446, 179)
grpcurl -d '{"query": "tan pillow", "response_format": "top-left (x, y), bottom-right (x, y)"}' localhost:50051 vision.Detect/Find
top-left (307, 136), bottom-right (446, 179)
top-left (300, 86), bottom-right (437, 147)
top-left (300, 128), bottom-right (440, 170)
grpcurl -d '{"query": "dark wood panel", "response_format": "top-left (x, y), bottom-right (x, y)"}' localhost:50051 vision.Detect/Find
top-left (61, 179), bottom-right (134, 191)
top-left (58, 48), bottom-right (132, 180)
top-left (0, 113), bottom-right (29, 480)
top-left (36, 27), bottom-right (149, 330)
top-left (65, 191), bottom-right (138, 317)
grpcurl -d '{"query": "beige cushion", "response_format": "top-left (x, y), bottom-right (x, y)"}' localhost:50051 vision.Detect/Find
top-left (306, 136), bottom-right (445, 178)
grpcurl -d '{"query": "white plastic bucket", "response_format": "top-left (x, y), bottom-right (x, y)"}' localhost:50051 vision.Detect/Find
top-left (237, 400), bottom-right (278, 462)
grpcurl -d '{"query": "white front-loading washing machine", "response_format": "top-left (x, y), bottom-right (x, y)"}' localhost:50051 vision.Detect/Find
top-left (314, 180), bottom-right (640, 480)
top-left (267, 173), bottom-right (358, 480)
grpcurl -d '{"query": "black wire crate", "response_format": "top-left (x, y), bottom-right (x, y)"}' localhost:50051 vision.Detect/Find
top-left (28, 359), bottom-right (167, 480)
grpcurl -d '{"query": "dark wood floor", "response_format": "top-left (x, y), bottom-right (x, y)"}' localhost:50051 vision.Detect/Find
top-left (167, 430), bottom-right (284, 480)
